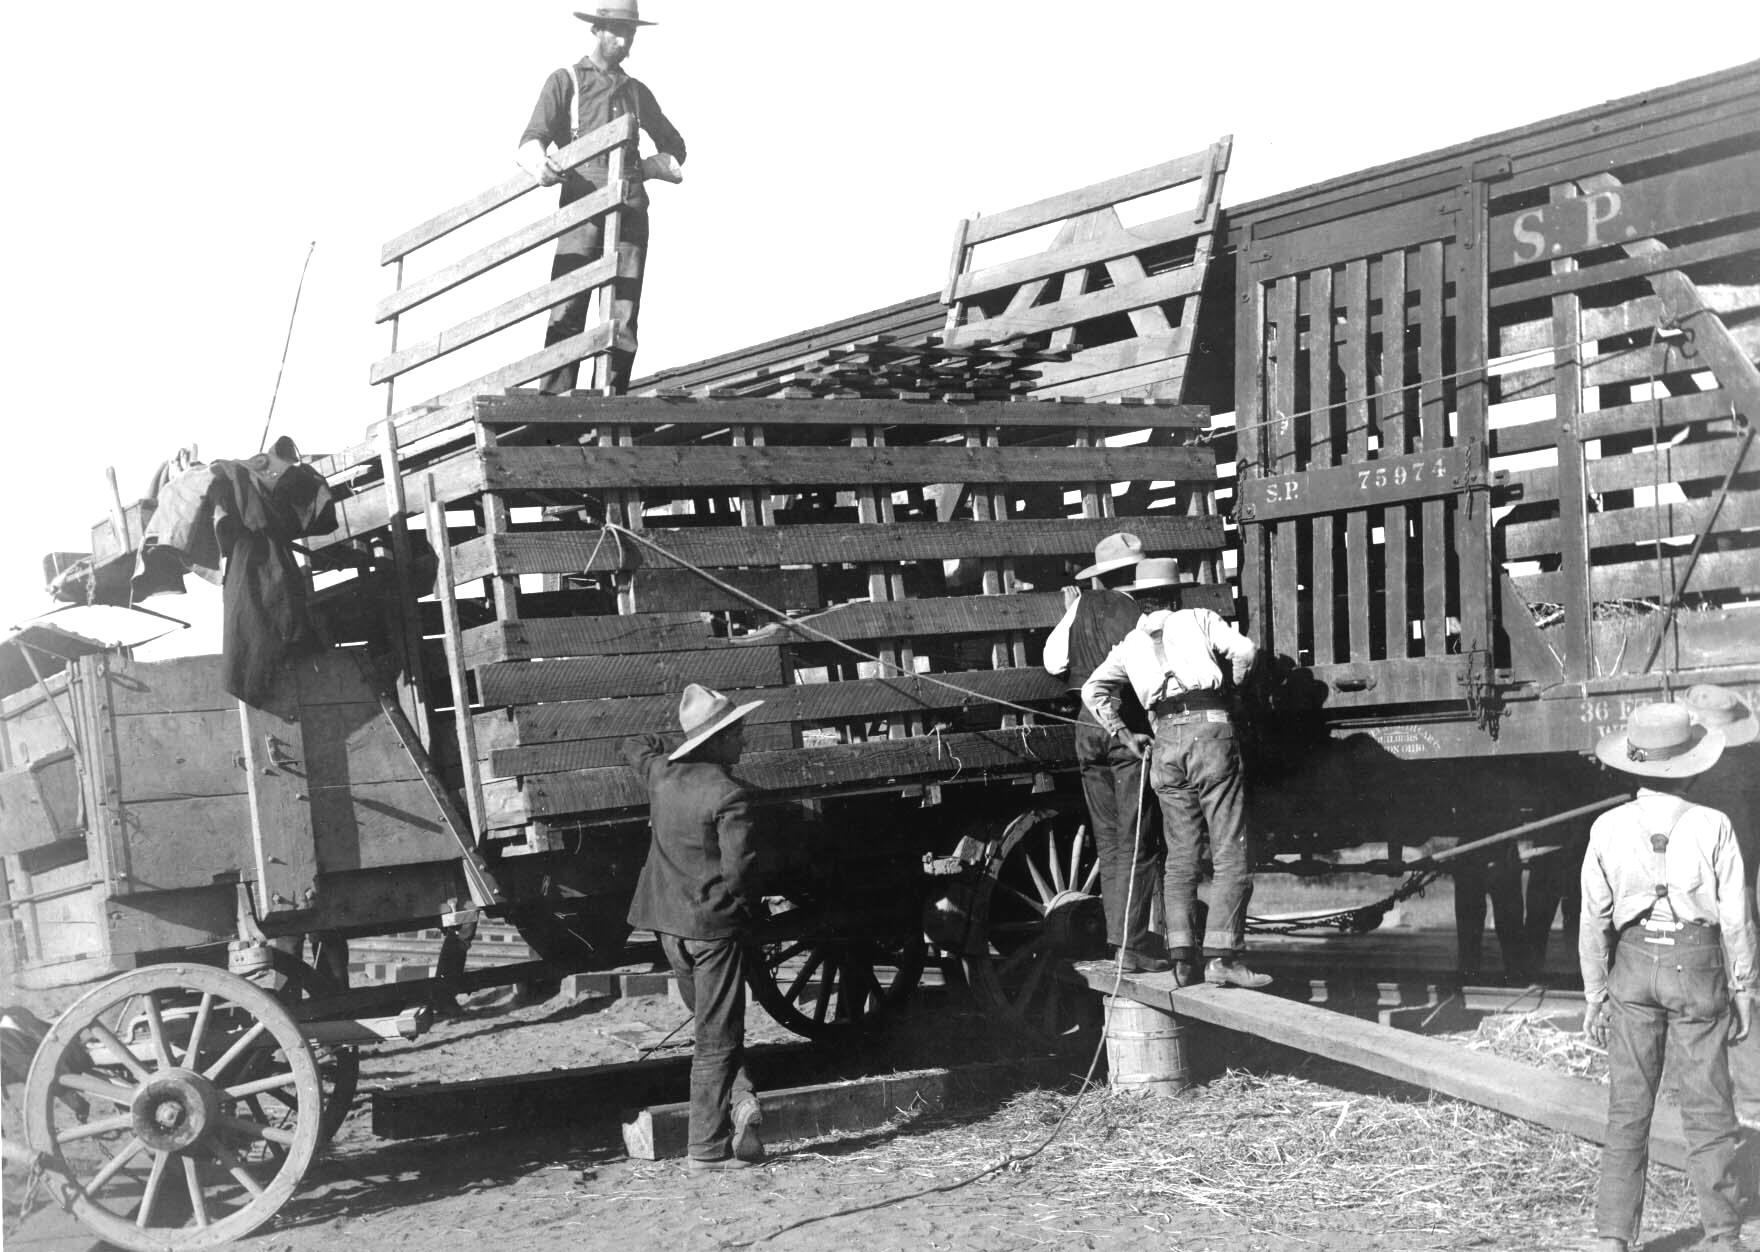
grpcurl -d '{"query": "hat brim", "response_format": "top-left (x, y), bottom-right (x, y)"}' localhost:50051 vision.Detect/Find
top-left (1687, 710), bottom-right (1759, 747)
top-left (668, 699), bottom-right (762, 761)
top-left (575, 11), bottom-right (656, 24)
top-left (1074, 555), bottom-right (1140, 581)
top-left (1594, 723), bottom-right (1725, 777)
top-left (1118, 576), bottom-right (1186, 593)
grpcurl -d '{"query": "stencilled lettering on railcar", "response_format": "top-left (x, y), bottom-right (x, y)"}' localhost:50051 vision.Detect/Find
top-left (1579, 686), bottom-right (1760, 738)
top-left (1363, 726), bottom-right (1443, 759)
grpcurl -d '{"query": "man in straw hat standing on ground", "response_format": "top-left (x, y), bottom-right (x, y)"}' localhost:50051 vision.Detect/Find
top-left (517, 1), bottom-right (686, 394)
top-left (1044, 532), bottom-right (1169, 974)
top-left (1580, 702), bottom-right (1755, 1252)
top-left (624, 684), bottom-right (766, 1173)
top-left (1082, 558), bottom-right (1266, 989)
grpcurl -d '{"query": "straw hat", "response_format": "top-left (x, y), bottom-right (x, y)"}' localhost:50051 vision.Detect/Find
top-left (575, 1), bottom-right (654, 26)
top-left (1118, 558), bottom-right (1190, 593)
top-left (1593, 702), bottom-right (1725, 778)
top-left (668, 683), bottom-right (762, 761)
top-left (1680, 684), bottom-right (1758, 748)
top-left (1075, 532), bottom-right (1146, 581)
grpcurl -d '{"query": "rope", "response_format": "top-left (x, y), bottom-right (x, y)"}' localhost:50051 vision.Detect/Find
top-left (733, 725), bottom-right (1155, 1247)
top-left (1224, 331), bottom-right (1655, 454)
top-left (598, 523), bottom-right (1086, 728)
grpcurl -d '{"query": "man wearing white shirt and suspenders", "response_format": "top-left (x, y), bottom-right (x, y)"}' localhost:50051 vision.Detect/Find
top-left (1081, 558), bottom-right (1268, 989)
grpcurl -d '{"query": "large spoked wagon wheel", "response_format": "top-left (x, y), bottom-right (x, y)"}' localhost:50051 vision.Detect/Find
top-left (745, 898), bottom-right (926, 1042)
top-left (246, 949), bottom-right (359, 1148)
top-left (22, 964), bottom-right (323, 1252)
top-left (962, 808), bottom-right (1108, 1045)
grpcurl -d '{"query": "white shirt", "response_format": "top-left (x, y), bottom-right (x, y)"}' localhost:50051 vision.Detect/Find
top-left (1041, 597), bottom-right (1080, 678)
top-left (1079, 608), bottom-right (1257, 736)
top-left (1578, 788), bottom-right (1756, 1004)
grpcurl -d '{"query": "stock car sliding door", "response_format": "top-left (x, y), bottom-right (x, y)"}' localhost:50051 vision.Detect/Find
top-left (1233, 172), bottom-right (1500, 713)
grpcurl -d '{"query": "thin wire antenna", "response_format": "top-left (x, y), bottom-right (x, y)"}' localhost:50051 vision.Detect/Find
top-left (257, 241), bottom-right (317, 454)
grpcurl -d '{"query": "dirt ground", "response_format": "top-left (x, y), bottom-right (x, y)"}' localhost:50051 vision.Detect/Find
top-left (1, 967), bottom-right (1712, 1252)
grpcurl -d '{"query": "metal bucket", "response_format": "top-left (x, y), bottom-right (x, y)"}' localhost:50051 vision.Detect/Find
top-left (1103, 996), bottom-right (1191, 1096)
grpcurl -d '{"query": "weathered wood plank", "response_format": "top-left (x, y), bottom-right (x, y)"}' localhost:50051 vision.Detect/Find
top-left (475, 647), bottom-right (786, 706)
top-left (452, 516), bottom-right (1225, 582)
top-left (622, 1059), bottom-right (1069, 1160)
top-left (1489, 225), bottom-right (1760, 309)
top-left (462, 613), bottom-right (717, 665)
top-left (1512, 435), bottom-right (1751, 502)
top-left (1307, 265), bottom-right (1337, 666)
top-left (486, 726), bottom-right (1078, 824)
top-left (1502, 490), bottom-right (1760, 561)
top-left (412, 321), bottom-right (632, 413)
top-left (1513, 550), bottom-right (1758, 604)
top-left (1077, 974), bottom-right (1688, 1171)
top-left (1269, 275), bottom-right (1300, 664)
top-left (379, 114), bottom-right (636, 265)
top-left (1341, 259), bottom-right (1372, 660)
top-left (1381, 249), bottom-right (1412, 660)
top-left (1489, 389), bottom-right (1732, 459)
top-left (951, 214), bottom-right (1208, 303)
top-left (486, 667), bottom-right (1070, 746)
top-left (482, 722), bottom-right (799, 778)
top-left (370, 250), bottom-right (636, 384)
top-left (948, 266), bottom-right (1204, 347)
top-left (1416, 240), bottom-right (1449, 656)
top-left (472, 393), bottom-right (1209, 431)
top-left (960, 149), bottom-right (1214, 246)
top-left (481, 443), bottom-right (1215, 491)
top-left (629, 567), bottom-right (822, 613)
top-left (376, 180), bottom-right (635, 324)
top-left (1495, 319), bottom-right (1760, 404)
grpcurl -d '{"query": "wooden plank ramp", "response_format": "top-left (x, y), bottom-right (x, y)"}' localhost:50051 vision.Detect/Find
top-left (1071, 962), bottom-right (1688, 1170)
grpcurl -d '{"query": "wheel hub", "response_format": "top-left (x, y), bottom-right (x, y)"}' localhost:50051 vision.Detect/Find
top-left (131, 1068), bottom-right (220, 1152)
top-left (1040, 890), bottom-right (1107, 957)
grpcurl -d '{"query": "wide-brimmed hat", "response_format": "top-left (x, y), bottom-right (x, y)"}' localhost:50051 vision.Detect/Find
top-left (1680, 684), bottom-right (1758, 748)
top-left (1075, 532), bottom-right (1146, 581)
top-left (575, 1), bottom-right (654, 26)
top-left (1118, 557), bottom-right (1191, 593)
top-left (1594, 702), bottom-right (1725, 778)
top-left (669, 683), bottom-right (762, 761)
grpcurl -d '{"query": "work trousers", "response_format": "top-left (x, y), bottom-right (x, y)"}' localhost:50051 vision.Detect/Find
top-left (658, 931), bottom-right (756, 1162)
top-left (1153, 718), bottom-right (1250, 959)
top-left (1452, 842), bottom-right (1530, 982)
top-left (540, 182), bottom-right (649, 395)
top-left (1597, 923), bottom-right (1742, 1245)
top-left (1074, 710), bottom-right (1156, 953)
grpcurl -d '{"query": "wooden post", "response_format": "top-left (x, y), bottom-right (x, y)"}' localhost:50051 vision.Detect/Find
top-left (426, 477), bottom-right (489, 846)
top-left (377, 418), bottom-right (431, 747)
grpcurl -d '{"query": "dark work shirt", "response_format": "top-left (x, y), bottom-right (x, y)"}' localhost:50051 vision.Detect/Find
top-left (520, 58), bottom-right (686, 189)
top-left (622, 734), bottom-right (757, 940)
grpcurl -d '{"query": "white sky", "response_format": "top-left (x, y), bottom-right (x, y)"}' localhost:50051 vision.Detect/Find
top-left (0, 2), bottom-right (1748, 642)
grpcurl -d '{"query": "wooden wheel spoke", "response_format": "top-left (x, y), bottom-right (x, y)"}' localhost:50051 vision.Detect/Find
top-left (141, 991), bottom-right (176, 1070)
top-left (87, 1021), bottom-right (150, 1083)
top-left (204, 1139), bottom-right (267, 1198)
top-left (220, 1114), bottom-right (298, 1147)
top-left (83, 1136), bottom-right (148, 1196)
top-left (57, 1111), bottom-right (136, 1143)
top-left (183, 1154), bottom-right (210, 1228)
top-left (856, 964), bottom-right (884, 1012)
top-left (766, 941), bottom-right (808, 972)
top-left (812, 957), bottom-right (836, 1023)
top-left (1027, 849), bottom-right (1058, 900)
top-left (786, 951), bottom-right (825, 1005)
top-left (204, 1020), bottom-right (270, 1083)
top-left (996, 883), bottom-right (1047, 917)
top-left (137, 1148), bottom-right (170, 1228)
top-left (56, 1072), bottom-right (137, 1107)
top-left (1069, 825), bottom-right (1086, 895)
top-left (183, 992), bottom-right (217, 1069)
top-left (224, 1071), bottom-right (301, 1102)
top-left (1080, 860), bottom-right (1102, 895)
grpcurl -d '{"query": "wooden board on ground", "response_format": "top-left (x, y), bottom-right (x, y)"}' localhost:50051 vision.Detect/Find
top-left (621, 1057), bottom-right (1071, 1160)
top-left (1069, 964), bottom-right (1688, 1170)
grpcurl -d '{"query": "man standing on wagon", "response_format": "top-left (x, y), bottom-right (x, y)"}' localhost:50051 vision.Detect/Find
top-left (516, 0), bottom-right (687, 394)
top-left (1580, 702), bottom-right (1754, 1252)
top-left (624, 684), bottom-right (766, 1173)
top-left (1043, 532), bottom-right (1168, 974)
top-left (1081, 559), bottom-right (1267, 989)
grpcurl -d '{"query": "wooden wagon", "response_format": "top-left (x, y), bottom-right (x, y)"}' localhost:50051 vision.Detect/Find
top-left (4, 58), bottom-right (1758, 1251)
